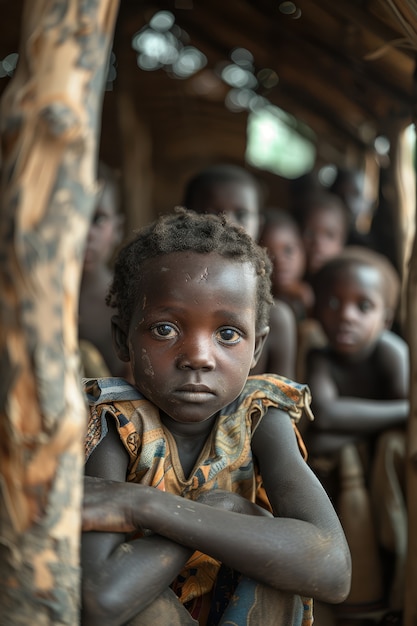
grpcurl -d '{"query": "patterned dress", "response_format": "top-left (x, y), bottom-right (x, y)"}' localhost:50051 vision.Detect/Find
top-left (84, 374), bottom-right (314, 626)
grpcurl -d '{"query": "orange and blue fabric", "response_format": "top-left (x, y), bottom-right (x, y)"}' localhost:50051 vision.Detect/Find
top-left (84, 374), bottom-right (314, 626)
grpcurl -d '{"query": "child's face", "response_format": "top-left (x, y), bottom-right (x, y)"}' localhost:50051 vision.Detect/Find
top-left (302, 207), bottom-right (346, 274)
top-left (201, 182), bottom-right (260, 241)
top-left (315, 264), bottom-right (387, 359)
top-left (338, 173), bottom-right (372, 223)
top-left (122, 251), bottom-right (266, 426)
top-left (83, 186), bottom-right (122, 273)
top-left (262, 225), bottom-right (306, 292)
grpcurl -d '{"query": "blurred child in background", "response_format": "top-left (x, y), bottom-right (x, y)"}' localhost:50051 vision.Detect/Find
top-left (183, 163), bottom-right (297, 379)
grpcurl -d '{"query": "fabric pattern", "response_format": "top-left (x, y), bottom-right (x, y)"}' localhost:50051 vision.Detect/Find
top-left (84, 374), bottom-right (314, 625)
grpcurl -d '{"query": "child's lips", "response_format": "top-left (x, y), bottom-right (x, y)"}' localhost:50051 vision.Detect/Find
top-left (334, 328), bottom-right (356, 345)
top-left (174, 383), bottom-right (215, 402)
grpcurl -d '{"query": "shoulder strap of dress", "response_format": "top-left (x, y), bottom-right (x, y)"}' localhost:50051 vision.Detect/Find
top-left (246, 374), bottom-right (314, 423)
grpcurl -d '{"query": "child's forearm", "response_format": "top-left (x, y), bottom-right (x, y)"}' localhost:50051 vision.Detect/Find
top-left (83, 476), bottom-right (350, 604)
top-left (313, 398), bottom-right (408, 433)
top-left (82, 533), bottom-right (192, 626)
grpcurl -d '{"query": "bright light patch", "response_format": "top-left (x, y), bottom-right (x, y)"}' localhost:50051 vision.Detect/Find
top-left (246, 107), bottom-right (316, 179)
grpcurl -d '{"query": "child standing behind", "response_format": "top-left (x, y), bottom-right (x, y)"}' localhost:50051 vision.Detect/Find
top-left (81, 209), bottom-right (351, 626)
top-left (305, 246), bottom-right (408, 457)
top-left (183, 163), bottom-right (297, 379)
top-left (259, 208), bottom-right (314, 321)
top-left (79, 161), bottom-right (126, 377)
top-left (304, 246), bottom-right (408, 616)
top-left (294, 190), bottom-right (349, 281)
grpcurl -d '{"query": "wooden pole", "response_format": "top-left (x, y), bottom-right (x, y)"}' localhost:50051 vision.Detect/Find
top-left (388, 1), bottom-right (417, 623)
top-left (405, 176), bottom-right (417, 625)
top-left (0, 1), bottom-right (119, 623)
top-left (371, 4), bottom-right (417, 623)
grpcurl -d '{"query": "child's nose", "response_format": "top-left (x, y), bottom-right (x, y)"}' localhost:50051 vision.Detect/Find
top-left (340, 303), bottom-right (358, 320)
top-left (176, 337), bottom-right (216, 370)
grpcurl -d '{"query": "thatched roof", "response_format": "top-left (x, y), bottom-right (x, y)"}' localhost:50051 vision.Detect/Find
top-left (1, 1), bottom-right (416, 221)
top-left (1, 1), bottom-right (416, 158)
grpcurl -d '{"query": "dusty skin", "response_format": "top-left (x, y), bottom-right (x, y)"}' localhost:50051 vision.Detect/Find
top-left (81, 231), bottom-right (351, 626)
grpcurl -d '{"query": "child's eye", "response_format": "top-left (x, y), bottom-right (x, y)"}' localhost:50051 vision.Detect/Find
top-left (234, 209), bottom-right (250, 224)
top-left (216, 328), bottom-right (242, 344)
top-left (328, 296), bottom-right (340, 311)
top-left (358, 300), bottom-right (373, 313)
top-left (92, 213), bottom-right (110, 227)
top-left (150, 323), bottom-right (178, 339)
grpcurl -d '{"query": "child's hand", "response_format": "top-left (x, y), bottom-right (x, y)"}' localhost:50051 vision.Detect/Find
top-left (196, 489), bottom-right (272, 517)
top-left (82, 475), bottom-right (138, 533)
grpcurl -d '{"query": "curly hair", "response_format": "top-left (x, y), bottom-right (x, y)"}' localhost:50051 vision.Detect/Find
top-left (106, 207), bottom-right (273, 332)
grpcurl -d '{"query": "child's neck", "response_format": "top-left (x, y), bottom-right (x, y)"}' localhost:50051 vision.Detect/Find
top-left (160, 411), bottom-right (218, 480)
top-left (160, 411), bottom-right (218, 439)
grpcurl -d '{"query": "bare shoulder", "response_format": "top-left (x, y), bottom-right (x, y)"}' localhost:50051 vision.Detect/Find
top-left (85, 415), bottom-right (130, 481)
top-left (377, 329), bottom-right (408, 354)
top-left (375, 330), bottom-right (409, 394)
top-left (256, 298), bottom-right (296, 378)
top-left (251, 407), bottom-right (306, 478)
top-left (252, 407), bottom-right (339, 524)
top-left (269, 298), bottom-right (296, 335)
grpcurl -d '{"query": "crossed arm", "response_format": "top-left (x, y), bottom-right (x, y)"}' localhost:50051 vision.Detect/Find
top-left (81, 409), bottom-right (351, 625)
top-left (305, 331), bottom-right (409, 455)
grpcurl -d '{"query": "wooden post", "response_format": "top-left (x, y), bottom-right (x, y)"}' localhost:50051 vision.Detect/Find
top-left (0, 1), bottom-right (119, 623)
top-left (394, 2), bottom-right (417, 624)
top-left (405, 207), bottom-right (417, 625)
top-left (368, 3), bottom-right (417, 624)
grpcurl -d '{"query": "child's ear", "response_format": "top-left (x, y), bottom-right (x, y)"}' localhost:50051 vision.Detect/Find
top-left (251, 326), bottom-right (270, 369)
top-left (384, 308), bottom-right (395, 330)
top-left (111, 315), bottom-right (130, 362)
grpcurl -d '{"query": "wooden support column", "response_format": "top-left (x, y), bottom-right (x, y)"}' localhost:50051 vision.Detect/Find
top-left (0, 1), bottom-right (119, 623)
top-left (373, 3), bottom-right (417, 624)
top-left (405, 132), bottom-right (417, 626)
top-left (405, 75), bottom-right (417, 624)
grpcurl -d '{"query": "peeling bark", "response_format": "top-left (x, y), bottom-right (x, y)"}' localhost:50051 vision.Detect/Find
top-left (0, 1), bottom-right (119, 623)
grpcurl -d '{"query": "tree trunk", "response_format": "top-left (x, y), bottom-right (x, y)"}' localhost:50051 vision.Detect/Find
top-left (0, 1), bottom-right (119, 624)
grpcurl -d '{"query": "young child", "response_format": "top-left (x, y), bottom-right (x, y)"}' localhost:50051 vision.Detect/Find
top-left (183, 163), bottom-right (297, 379)
top-left (304, 246), bottom-right (408, 614)
top-left (330, 167), bottom-right (374, 246)
top-left (81, 209), bottom-right (351, 626)
top-left (78, 161), bottom-right (127, 377)
top-left (294, 190), bottom-right (349, 280)
top-left (305, 246), bottom-right (408, 458)
top-left (182, 163), bottom-right (262, 241)
top-left (259, 208), bottom-right (314, 321)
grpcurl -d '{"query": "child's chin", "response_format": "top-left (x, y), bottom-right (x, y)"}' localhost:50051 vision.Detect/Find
top-left (331, 340), bottom-right (359, 356)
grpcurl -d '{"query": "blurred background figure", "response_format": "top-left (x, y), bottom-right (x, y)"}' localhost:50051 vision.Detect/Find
top-left (304, 246), bottom-right (408, 617)
top-left (330, 167), bottom-right (375, 247)
top-left (183, 163), bottom-right (297, 379)
top-left (259, 208), bottom-right (314, 321)
top-left (294, 190), bottom-right (350, 281)
top-left (183, 163), bottom-right (263, 241)
top-left (79, 161), bottom-right (127, 378)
